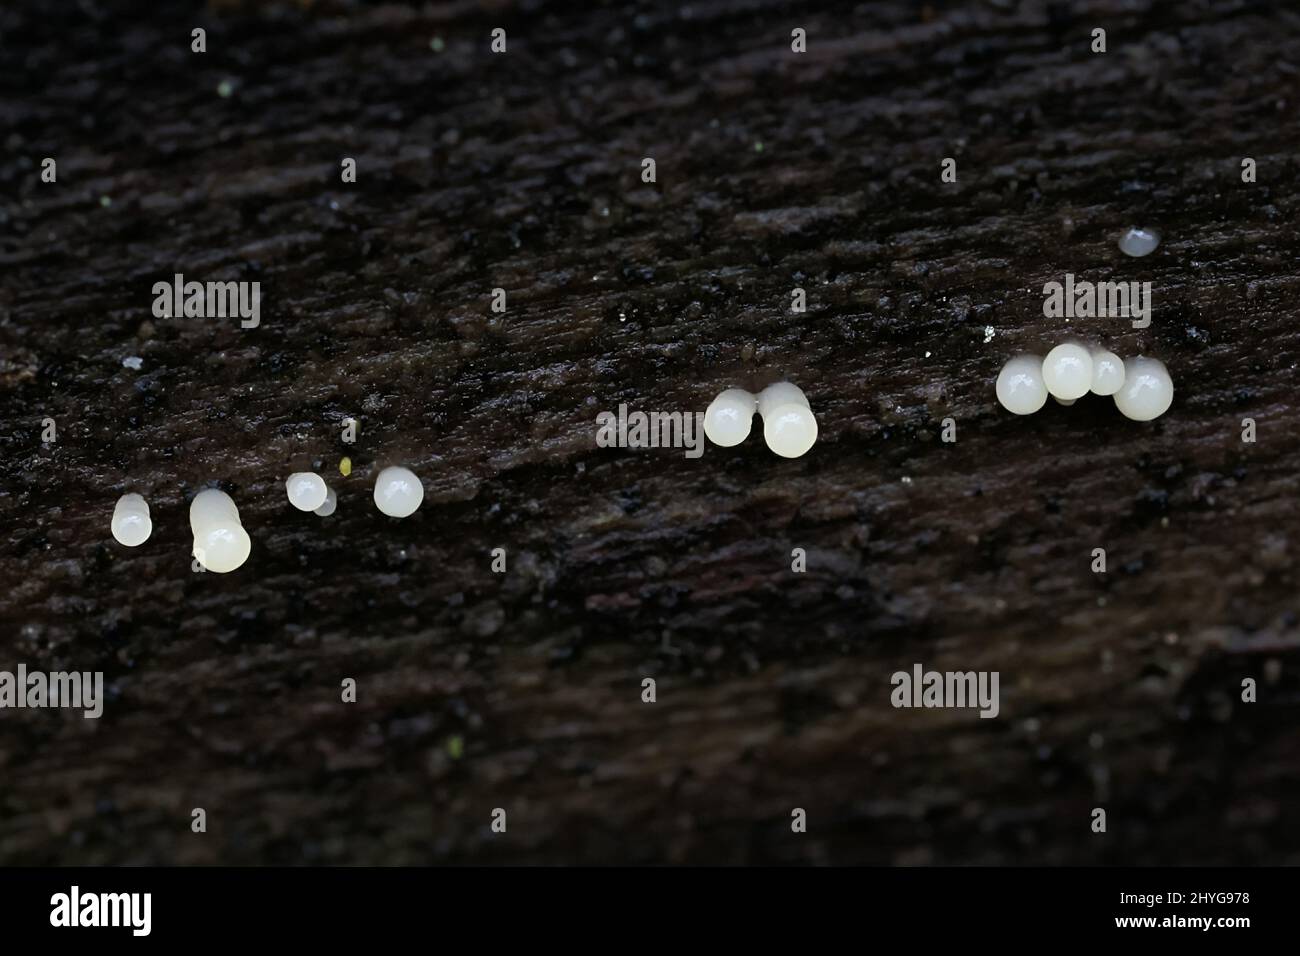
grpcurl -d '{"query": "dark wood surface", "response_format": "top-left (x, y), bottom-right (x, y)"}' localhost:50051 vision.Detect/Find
top-left (1, 0), bottom-right (1298, 864)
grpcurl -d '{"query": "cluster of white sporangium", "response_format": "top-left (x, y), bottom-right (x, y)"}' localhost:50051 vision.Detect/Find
top-left (109, 465), bottom-right (426, 572)
top-left (703, 381), bottom-right (818, 458)
top-left (110, 340), bottom-right (1170, 568)
top-left (996, 343), bottom-right (1173, 421)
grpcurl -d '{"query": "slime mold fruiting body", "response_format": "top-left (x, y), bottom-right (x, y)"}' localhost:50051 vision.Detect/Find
top-left (757, 382), bottom-right (818, 458)
top-left (286, 472), bottom-right (329, 511)
top-left (190, 488), bottom-right (251, 573)
top-left (995, 355), bottom-right (1049, 415)
top-left (703, 388), bottom-right (757, 447)
top-left (111, 493), bottom-right (152, 547)
top-left (374, 466), bottom-right (423, 518)
top-left (1112, 356), bottom-right (1174, 421)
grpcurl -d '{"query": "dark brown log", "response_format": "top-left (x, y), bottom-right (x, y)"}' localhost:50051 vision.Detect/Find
top-left (0, 0), bottom-right (1298, 864)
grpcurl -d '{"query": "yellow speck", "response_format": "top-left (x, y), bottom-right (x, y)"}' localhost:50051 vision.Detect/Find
top-left (339, 457), bottom-right (352, 477)
top-left (99, 196), bottom-right (112, 208)
top-left (217, 80), bottom-right (234, 98)
top-left (446, 735), bottom-right (464, 760)
top-left (753, 141), bottom-right (764, 153)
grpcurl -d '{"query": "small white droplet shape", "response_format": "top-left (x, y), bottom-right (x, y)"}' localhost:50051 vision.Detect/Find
top-left (703, 388), bottom-right (757, 447)
top-left (111, 493), bottom-right (152, 547)
top-left (1089, 348), bottom-right (1126, 396)
top-left (995, 354), bottom-right (1049, 415)
top-left (1042, 343), bottom-right (1093, 401)
top-left (314, 487), bottom-right (337, 517)
top-left (190, 488), bottom-right (251, 573)
top-left (286, 472), bottom-right (328, 511)
top-left (122, 356), bottom-right (143, 370)
top-left (757, 382), bottom-right (817, 458)
top-left (1113, 356), bottom-right (1174, 421)
top-left (1118, 226), bottom-right (1159, 258)
top-left (374, 466), bottom-right (423, 518)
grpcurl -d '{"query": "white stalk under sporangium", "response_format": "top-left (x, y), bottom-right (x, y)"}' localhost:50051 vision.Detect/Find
top-left (190, 488), bottom-right (251, 573)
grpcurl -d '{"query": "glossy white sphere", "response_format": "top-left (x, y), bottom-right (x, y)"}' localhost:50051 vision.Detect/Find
top-left (1113, 357), bottom-right (1173, 421)
top-left (1118, 226), bottom-right (1160, 258)
top-left (374, 466), bottom-right (423, 518)
top-left (1089, 348), bottom-right (1126, 396)
top-left (286, 472), bottom-right (328, 511)
top-left (1042, 343), bottom-right (1093, 401)
top-left (763, 402), bottom-right (818, 458)
top-left (703, 388), bottom-right (757, 447)
top-left (995, 355), bottom-right (1048, 415)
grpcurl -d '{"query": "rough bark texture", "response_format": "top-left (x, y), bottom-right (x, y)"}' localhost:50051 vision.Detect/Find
top-left (1, 0), bottom-right (1298, 865)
